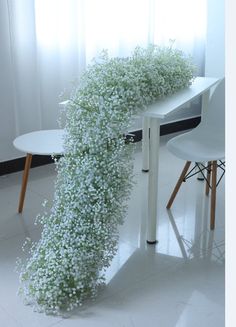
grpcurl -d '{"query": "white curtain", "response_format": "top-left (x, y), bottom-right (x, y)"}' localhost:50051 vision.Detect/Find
top-left (0, 0), bottom-right (206, 161)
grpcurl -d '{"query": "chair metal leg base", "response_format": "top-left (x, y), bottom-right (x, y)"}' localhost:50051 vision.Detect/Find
top-left (167, 160), bottom-right (220, 231)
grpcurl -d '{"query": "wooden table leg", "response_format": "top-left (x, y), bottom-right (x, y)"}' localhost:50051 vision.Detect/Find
top-left (18, 153), bottom-right (32, 213)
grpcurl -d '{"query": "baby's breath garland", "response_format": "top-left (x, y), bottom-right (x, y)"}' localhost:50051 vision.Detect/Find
top-left (18, 45), bottom-right (195, 314)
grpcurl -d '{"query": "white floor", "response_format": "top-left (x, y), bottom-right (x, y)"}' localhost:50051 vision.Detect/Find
top-left (0, 134), bottom-right (225, 327)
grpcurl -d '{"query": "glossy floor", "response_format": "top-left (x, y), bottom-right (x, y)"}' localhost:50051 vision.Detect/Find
top-left (0, 134), bottom-right (225, 327)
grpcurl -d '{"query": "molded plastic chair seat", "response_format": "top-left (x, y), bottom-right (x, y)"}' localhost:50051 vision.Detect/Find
top-left (167, 128), bottom-right (225, 163)
top-left (166, 79), bottom-right (225, 230)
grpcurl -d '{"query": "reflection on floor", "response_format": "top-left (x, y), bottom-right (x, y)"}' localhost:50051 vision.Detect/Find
top-left (0, 134), bottom-right (224, 327)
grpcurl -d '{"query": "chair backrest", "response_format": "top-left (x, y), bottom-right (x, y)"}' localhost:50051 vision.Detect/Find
top-left (198, 78), bottom-right (225, 137)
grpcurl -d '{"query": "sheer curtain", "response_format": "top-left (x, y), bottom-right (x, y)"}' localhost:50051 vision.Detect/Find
top-left (0, 0), bottom-right (206, 161)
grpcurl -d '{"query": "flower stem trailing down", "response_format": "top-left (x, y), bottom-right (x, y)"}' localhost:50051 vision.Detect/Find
top-left (18, 45), bottom-right (195, 314)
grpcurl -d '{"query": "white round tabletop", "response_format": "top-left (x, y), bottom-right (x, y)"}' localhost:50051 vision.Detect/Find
top-left (13, 129), bottom-right (65, 155)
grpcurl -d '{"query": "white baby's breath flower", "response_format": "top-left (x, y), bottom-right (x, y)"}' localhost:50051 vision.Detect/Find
top-left (18, 44), bottom-right (195, 315)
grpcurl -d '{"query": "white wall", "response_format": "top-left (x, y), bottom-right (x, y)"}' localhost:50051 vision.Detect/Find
top-left (204, 0), bottom-right (225, 128)
top-left (205, 0), bottom-right (225, 77)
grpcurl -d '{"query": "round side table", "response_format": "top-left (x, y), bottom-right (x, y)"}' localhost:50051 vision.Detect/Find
top-left (13, 129), bottom-right (65, 213)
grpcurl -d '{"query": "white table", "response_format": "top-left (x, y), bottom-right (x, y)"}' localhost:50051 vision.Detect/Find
top-left (13, 129), bottom-right (64, 213)
top-left (59, 77), bottom-right (220, 243)
top-left (142, 77), bottom-right (220, 243)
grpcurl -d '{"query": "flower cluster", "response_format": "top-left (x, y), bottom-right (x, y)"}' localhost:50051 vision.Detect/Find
top-left (18, 45), bottom-right (195, 314)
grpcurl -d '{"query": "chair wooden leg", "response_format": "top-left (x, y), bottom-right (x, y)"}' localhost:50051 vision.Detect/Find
top-left (166, 161), bottom-right (191, 209)
top-left (210, 160), bottom-right (217, 230)
top-left (18, 153), bottom-right (32, 213)
top-left (205, 161), bottom-right (212, 196)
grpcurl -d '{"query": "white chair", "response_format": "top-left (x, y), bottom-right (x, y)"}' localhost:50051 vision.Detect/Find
top-left (13, 129), bottom-right (64, 213)
top-left (166, 79), bottom-right (225, 230)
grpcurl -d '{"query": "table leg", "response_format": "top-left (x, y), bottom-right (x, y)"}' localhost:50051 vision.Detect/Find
top-left (18, 153), bottom-right (32, 213)
top-left (196, 90), bottom-right (211, 180)
top-left (197, 163), bottom-right (205, 180)
top-left (147, 117), bottom-right (160, 244)
top-left (201, 88), bottom-right (211, 125)
top-left (142, 116), bottom-right (150, 172)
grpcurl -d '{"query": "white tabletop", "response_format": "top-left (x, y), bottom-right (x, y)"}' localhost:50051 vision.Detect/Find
top-left (13, 129), bottom-right (65, 155)
top-left (144, 77), bottom-right (220, 119)
top-left (59, 77), bottom-right (220, 121)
